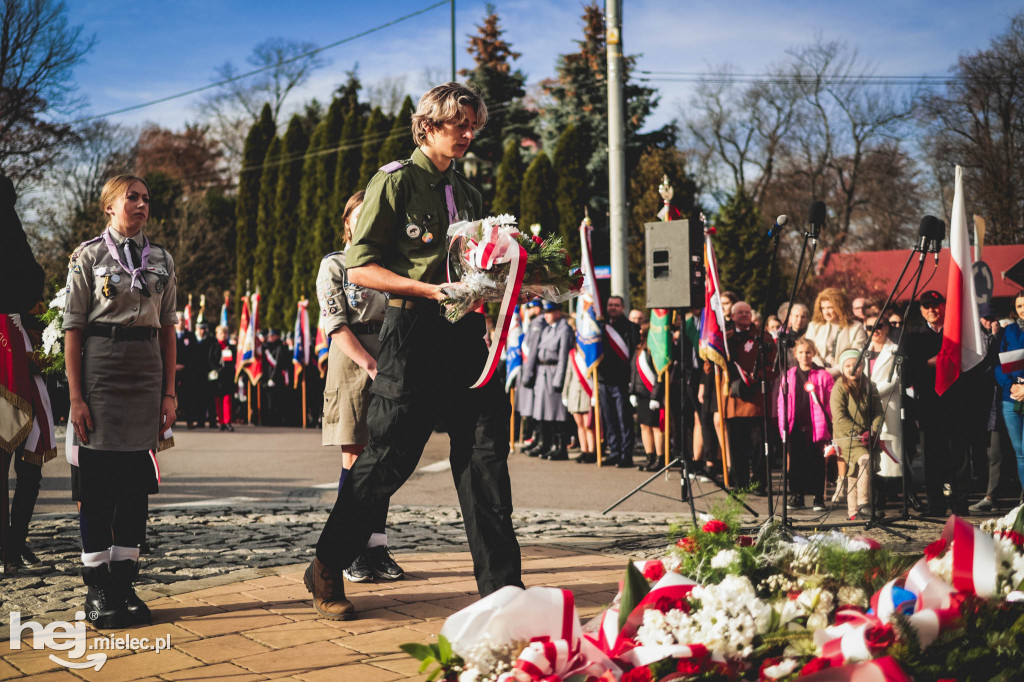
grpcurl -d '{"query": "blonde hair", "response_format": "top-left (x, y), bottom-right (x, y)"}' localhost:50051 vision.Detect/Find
top-left (342, 191), bottom-right (365, 244)
top-left (411, 82), bottom-right (487, 146)
top-left (811, 287), bottom-right (852, 327)
top-left (793, 337), bottom-right (818, 356)
top-left (99, 175), bottom-right (149, 222)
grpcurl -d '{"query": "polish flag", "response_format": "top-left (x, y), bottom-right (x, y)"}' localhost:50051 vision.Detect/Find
top-left (935, 165), bottom-right (984, 395)
top-left (1000, 348), bottom-right (1024, 374)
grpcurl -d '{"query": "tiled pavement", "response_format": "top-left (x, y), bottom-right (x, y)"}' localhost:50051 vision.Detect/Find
top-left (0, 546), bottom-right (628, 681)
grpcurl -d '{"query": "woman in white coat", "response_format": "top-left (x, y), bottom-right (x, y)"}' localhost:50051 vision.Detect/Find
top-left (863, 315), bottom-right (902, 498)
top-left (804, 287), bottom-right (868, 380)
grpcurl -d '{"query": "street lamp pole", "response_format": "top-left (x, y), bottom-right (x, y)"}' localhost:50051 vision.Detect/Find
top-left (451, 0), bottom-right (457, 82)
top-left (606, 0), bottom-right (629, 308)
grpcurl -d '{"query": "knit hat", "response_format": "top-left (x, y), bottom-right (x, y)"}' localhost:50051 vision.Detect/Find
top-left (837, 348), bottom-right (861, 368)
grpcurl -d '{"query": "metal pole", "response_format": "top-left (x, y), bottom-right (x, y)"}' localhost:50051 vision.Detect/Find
top-left (605, 0), bottom-right (629, 309)
top-left (450, 0), bottom-right (457, 81)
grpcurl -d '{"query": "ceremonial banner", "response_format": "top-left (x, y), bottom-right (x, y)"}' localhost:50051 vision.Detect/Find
top-left (196, 294), bottom-right (207, 326)
top-left (936, 165), bottom-right (984, 395)
top-left (505, 305), bottom-right (524, 392)
top-left (648, 309), bottom-right (672, 375)
top-left (292, 298), bottom-right (310, 382)
top-left (220, 292), bottom-right (230, 329)
top-left (578, 215), bottom-right (602, 320)
top-left (315, 315), bottom-right (330, 377)
top-left (237, 292), bottom-right (263, 384)
top-left (576, 277), bottom-right (603, 372)
top-left (234, 295), bottom-right (250, 381)
top-left (182, 295), bottom-right (193, 332)
top-left (699, 234), bottom-right (729, 371)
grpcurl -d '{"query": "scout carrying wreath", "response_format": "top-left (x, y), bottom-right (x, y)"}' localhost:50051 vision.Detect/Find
top-left (439, 214), bottom-right (584, 389)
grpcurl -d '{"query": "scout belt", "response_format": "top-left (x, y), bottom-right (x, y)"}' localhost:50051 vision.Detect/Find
top-left (87, 323), bottom-right (159, 341)
top-left (348, 321), bottom-right (383, 335)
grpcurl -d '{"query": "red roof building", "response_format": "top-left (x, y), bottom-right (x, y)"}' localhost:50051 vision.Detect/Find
top-left (818, 244), bottom-right (1024, 302)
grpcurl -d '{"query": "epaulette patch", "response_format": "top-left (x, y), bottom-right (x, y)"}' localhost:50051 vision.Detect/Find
top-left (379, 160), bottom-right (409, 174)
top-left (69, 235), bottom-right (102, 265)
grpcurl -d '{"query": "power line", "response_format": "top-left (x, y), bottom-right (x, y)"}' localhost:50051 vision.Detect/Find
top-left (68, 0), bottom-right (449, 125)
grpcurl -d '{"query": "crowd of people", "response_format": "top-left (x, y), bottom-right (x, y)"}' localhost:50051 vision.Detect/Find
top-left (508, 282), bottom-right (1024, 525)
top-left (5, 81), bottom-right (1024, 633)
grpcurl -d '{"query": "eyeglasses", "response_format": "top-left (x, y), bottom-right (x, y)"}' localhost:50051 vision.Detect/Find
top-left (920, 303), bottom-right (941, 310)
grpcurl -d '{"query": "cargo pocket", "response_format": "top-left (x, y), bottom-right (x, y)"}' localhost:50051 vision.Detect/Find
top-left (371, 307), bottom-right (418, 402)
top-left (322, 388), bottom-right (340, 426)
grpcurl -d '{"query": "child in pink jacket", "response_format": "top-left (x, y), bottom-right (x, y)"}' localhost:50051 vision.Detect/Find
top-left (778, 337), bottom-right (834, 510)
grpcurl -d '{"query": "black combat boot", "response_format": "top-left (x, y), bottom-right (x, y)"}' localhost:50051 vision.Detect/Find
top-left (110, 560), bottom-right (151, 626)
top-left (542, 431), bottom-right (568, 461)
top-left (525, 423), bottom-right (549, 457)
top-left (82, 564), bottom-right (126, 630)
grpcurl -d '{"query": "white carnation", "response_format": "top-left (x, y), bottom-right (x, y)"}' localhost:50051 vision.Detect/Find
top-left (42, 323), bottom-right (61, 355)
top-left (710, 549), bottom-right (739, 569)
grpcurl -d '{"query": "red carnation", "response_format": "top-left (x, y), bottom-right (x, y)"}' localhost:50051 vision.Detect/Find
top-left (676, 536), bottom-right (697, 552)
top-left (864, 623), bottom-right (895, 652)
top-left (642, 560), bottom-right (665, 581)
top-left (799, 657), bottom-right (832, 676)
top-left (564, 252), bottom-right (572, 266)
top-left (531, 234), bottom-right (544, 246)
top-left (702, 519), bottom-right (728, 534)
top-left (923, 538), bottom-right (948, 560)
top-left (654, 595), bottom-right (690, 613)
top-left (677, 657), bottom-right (704, 675)
top-left (1000, 530), bottom-right (1024, 547)
top-left (621, 666), bottom-right (653, 682)
top-left (737, 535), bottom-right (755, 547)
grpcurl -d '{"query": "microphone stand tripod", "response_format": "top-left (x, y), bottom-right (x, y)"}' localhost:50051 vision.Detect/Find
top-left (603, 311), bottom-right (759, 523)
top-left (754, 227), bottom-right (784, 521)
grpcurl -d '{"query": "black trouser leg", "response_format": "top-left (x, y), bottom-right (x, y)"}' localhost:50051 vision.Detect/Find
top-left (80, 497), bottom-right (116, 553)
top-left (7, 449), bottom-right (42, 553)
top-left (112, 492), bottom-right (148, 548)
top-left (922, 421), bottom-right (951, 512)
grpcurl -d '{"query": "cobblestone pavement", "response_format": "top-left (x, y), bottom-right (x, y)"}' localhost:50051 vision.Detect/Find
top-left (0, 487), bottom-right (968, 639)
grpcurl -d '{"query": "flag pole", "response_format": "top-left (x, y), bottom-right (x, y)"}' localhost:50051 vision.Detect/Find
top-left (663, 369), bottom-right (671, 468)
top-left (509, 387), bottom-right (516, 451)
top-left (246, 382), bottom-right (252, 425)
top-left (593, 366), bottom-right (603, 465)
top-left (301, 373), bottom-right (307, 429)
top-left (715, 365), bottom-right (731, 488)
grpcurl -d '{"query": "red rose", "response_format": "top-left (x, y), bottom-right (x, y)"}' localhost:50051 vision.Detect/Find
top-left (531, 234), bottom-right (544, 246)
top-left (863, 623), bottom-right (895, 652)
top-left (923, 538), bottom-right (948, 560)
top-left (642, 559), bottom-right (665, 581)
top-left (702, 519), bottom-right (728, 534)
top-left (564, 252), bottom-right (572, 266)
top-left (621, 666), bottom-right (653, 682)
top-left (676, 536), bottom-right (697, 552)
top-left (737, 535), bottom-right (755, 547)
top-left (799, 657), bottom-right (832, 676)
top-left (654, 595), bottom-right (690, 613)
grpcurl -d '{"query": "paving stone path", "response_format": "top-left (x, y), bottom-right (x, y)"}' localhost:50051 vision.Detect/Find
top-left (0, 494), bottom-right (962, 638)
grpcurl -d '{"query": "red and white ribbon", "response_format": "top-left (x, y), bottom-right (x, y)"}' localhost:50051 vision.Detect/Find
top-left (637, 351), bottom-right (657, 393)
top-left (606, 324), bottom-right (629, 362)
top-left (800, 656), bottom-right (912, 682)
top-left (570, 347), bottom-right (593, 398)
top-left (940, 514), bottom-right (998, 598)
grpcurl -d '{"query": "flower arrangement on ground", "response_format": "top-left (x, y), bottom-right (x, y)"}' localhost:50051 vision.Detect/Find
top-left (403, 499), bottom-right (1024, 681)
top-left (440, 214), bottom-right (583, 323)
top-left (37, 284), bottom-right (68, 376)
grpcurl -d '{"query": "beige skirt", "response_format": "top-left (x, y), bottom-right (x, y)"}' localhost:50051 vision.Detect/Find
top-left (322, 331), bottom-right (380, 446)
top-left (562, 365), bottom-right (591, 414)
top-left (77, 334), bottom-right (163, 451)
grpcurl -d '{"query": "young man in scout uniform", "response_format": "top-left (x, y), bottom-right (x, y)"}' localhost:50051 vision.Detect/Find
top-left (306, 83), bottom-right (522, 619)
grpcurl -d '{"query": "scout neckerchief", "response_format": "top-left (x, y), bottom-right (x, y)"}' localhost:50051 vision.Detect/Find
top-left (103, 227), bottom-right (151, 295)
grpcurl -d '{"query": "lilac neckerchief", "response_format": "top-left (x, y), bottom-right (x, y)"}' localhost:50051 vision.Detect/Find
top-left (102, 227), bottom-right (150, 292)
top-left (444, 183), bottom-right (458, 223)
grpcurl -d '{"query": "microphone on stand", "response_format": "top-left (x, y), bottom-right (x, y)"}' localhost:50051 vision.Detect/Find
top-left (763, 215), bottom-right (789, 241)
top-left (807, 202), bottom-right (826, 241)
top-left (918, 215), bottom-right (946, 265)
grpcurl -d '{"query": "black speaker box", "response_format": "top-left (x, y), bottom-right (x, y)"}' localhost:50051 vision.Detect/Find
top-left (644, 219), bottom-right (704, 309)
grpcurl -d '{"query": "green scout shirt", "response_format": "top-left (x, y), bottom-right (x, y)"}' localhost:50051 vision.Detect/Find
top-left (346, 147), bottom-right (482, 284)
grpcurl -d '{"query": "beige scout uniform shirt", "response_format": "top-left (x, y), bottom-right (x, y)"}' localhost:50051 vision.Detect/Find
top-left (316, 250), bottom-right (387, 446)
top-left (62, 228), bottom-right (178, 331)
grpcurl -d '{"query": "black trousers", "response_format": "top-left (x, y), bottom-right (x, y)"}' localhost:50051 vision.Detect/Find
top-left (599, 383), bottom-right (634, 462)
top-left (726, 417), bottom-right (766, 489)
top-left (316, 303), bottom-right (521, 596)
top-left (2, 447), bottom-right (42, 560)
top-left (787, 430), bottom-right (825, 496)
top-left (921, 416), bottom-right (972, 514)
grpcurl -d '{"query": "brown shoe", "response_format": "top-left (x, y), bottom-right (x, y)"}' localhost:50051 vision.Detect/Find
top-left (304, 558), bottom-right (355, 620)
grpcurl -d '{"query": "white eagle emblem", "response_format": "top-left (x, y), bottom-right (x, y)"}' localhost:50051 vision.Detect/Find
top-left (743, 339), bottom-right (755, 353)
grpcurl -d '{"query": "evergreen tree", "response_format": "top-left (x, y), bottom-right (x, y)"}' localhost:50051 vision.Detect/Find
top-left (234, 105), bottom-right (276, 303)
top-left (540, 3), bottom-right (672, 223)
top-left (554, 124), bottom-right (589, 255)
top-left (377, 95), bottom-right (415, 168)
top-left (627, 146), bottom-right (699, 306)
top-left (269, 115), bottom-right (309, 329)
top-left (296, 97), bottom-right (346, 320)
top-left (333, 65), bottom-right (368, 117)
top-left (461, 5), bottom-right (537, 176)
top-left (253, 136), bottom-right (281, 318)
top-left (330, 106), bottom-right (365, 244)
top-left (357, 107), bottom-right (390, 189)
top-left (520, 151), bottom-right (557, 234)
top-left (492, 139), bottom-right (523, 217)
top-left (713, 189), bottom-right (771, 307)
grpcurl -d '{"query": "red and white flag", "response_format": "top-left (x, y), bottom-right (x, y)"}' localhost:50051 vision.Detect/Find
top-left (935, 165), bottom-right (984, 396)
top-left (1000, 348), bottom-right (1024, 374)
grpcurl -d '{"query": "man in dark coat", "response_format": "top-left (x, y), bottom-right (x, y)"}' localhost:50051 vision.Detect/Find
top-left (525, 302), bottom-right (573, 460)
top-left (599, 295), bottom-right (640, 467)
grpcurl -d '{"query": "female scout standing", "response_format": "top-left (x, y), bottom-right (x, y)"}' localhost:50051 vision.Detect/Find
top-left (63, 175), bottom-right (178, 629)
top-left (316, 191), bottom-right (404, 585)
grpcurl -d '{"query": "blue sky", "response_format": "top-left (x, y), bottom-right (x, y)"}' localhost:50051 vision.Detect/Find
top-left (63, 0), bottom-right (1021, 132)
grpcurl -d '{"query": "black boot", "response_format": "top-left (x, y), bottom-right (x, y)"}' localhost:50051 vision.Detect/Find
top-left (542, 431), bottom-right (568, 460)
top-left (110, 560), bottom-right (152, 626)
top-left (82, 564), bottom-right (126, 630)
top-left (641, 452), bottom-right (660, 472)
top-left (526, 423), bottom-right (549, 457)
